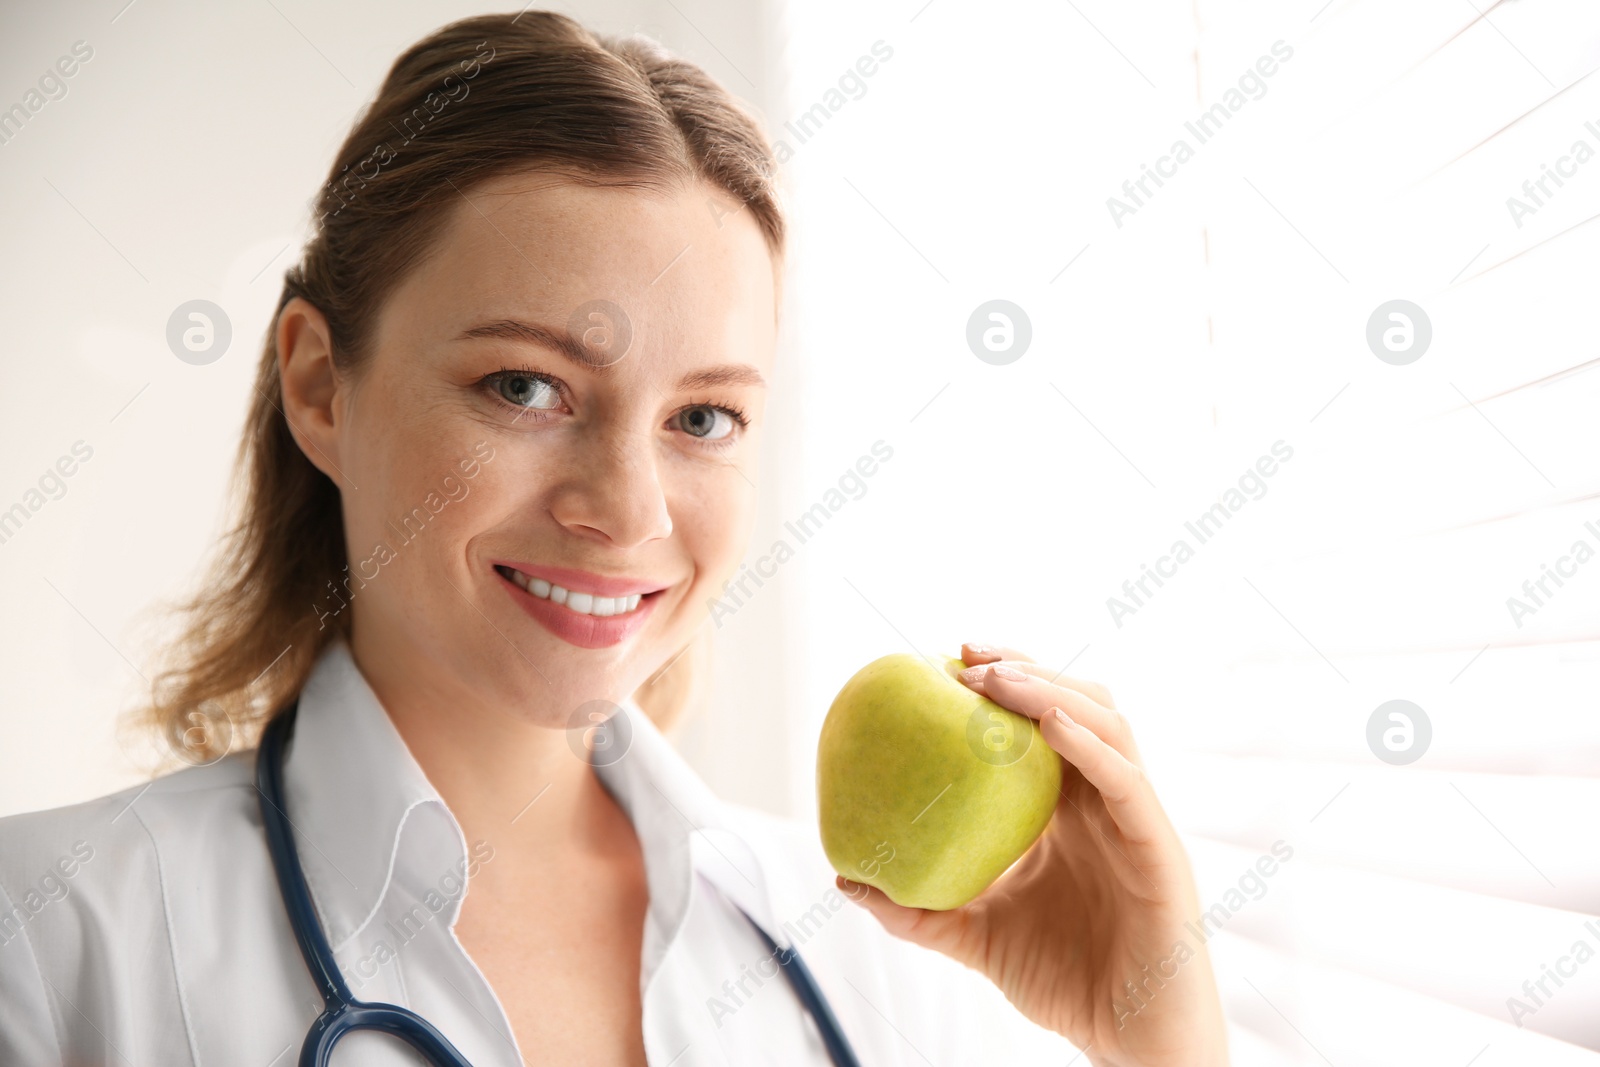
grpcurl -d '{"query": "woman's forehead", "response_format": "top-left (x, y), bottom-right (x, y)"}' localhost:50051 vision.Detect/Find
top-left (385, 173), bottom-right (777, 359)
top-left (431, 173), bottom-right (766, 292)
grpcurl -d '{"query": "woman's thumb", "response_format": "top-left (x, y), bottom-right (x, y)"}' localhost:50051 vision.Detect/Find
top-left (835, 875), bottom-right (974, 961)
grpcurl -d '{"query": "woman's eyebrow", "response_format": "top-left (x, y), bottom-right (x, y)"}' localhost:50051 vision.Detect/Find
top-left (455, 318), bottom-right (609, 369)
top-left (456, 318), bottom-right (766, 389)
top-left (677, 364), bottom-right (767, 390)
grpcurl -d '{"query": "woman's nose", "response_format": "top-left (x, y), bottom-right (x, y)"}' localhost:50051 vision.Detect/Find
top-left (547, 428), bottom-right (674, 548)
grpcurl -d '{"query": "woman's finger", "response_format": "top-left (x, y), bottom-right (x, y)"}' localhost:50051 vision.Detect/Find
top-left (1041, 705), bottom-right (1170, 853)
top-left (1008, 662), bottom-right (1117, 711)
top-left (959, 642), bottom-right (1036, 666)
top-left (960, 647), bottom-right (1116, 710)
top-left (959, 649), bottom-right (1116, 711)
top-left (834, 875), bottom-right (981, 967)
top-left (960, 662), bottom-right (1141, 763)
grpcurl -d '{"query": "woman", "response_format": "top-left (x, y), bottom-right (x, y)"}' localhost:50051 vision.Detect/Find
top-left (0, 11), bottom-right (1226, 1066)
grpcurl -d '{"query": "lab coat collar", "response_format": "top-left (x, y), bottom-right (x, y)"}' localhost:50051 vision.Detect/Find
top-left (280, 637), bottom-right (793, 982)
top-left (281, 637), bottom-right (453, 952)
top-left (589, 684), bottom-right (793, 983)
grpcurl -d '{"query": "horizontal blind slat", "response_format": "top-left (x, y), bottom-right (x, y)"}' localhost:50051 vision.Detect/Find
top-left (1187, 838), bottom-right (1600, 1024)
top-left (1154, 754), bottom-right (1599, 911)
top-left (1212, 931), bottom-right (1600, 1062)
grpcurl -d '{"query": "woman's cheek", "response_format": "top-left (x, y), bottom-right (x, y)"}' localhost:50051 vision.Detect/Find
top-left (357, 441), bottom-right (499, 596)
top-left (684, 529), bottom-right (752, 633)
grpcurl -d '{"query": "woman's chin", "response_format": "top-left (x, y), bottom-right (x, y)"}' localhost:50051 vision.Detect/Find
top-left (487, 662), bottom-right (649, 725)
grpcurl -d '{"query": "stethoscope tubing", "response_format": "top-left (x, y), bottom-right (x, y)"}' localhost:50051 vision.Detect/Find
top-left (258, 703), bottom-right (476, 1067)
top-left (738, 909), bottom-right (864, 1067)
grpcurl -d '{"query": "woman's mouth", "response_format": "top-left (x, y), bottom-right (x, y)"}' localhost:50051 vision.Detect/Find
top-left (492, 562), bottom-right (666, 649)
top-left (496, 565), bottom-right (647, 617)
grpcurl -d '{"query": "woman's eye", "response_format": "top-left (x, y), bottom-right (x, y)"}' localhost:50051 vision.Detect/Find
top-left (494, 373), bottom-right (560, 410)
top-left (676, 405), bottom-right (739, 441)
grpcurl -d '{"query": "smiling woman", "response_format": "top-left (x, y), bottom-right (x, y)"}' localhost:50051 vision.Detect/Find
top-left (0, 11), bottom-right (807, 1066)
top-left (145, 17), bottom-right (784, 761)
top-left (0, 8), bottom-right (1223, 1067)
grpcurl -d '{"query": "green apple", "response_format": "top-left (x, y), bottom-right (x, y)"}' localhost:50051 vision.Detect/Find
top-left (817, 652), bottom-right (1062, 911)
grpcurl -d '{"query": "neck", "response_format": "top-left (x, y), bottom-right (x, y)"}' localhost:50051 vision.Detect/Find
top-left (347, 630), bottom-right (627, 868)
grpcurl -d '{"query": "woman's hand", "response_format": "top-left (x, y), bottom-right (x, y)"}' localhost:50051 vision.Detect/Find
top-left (836, 642), bottom-right (1228, 1067)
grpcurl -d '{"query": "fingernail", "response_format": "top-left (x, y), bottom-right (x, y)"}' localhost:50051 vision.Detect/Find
top-left (990, 664), bottom-right (1028, 682)
top-left (958, 665), bottom-right (986, 683)
top-left (1053, 706), bottom-right (1073, 726)
top-left (966, 643), bottom-right (997, 657)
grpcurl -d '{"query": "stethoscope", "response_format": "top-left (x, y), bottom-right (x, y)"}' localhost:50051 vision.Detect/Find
top-left (256, 700), bottom-right (864, 1066)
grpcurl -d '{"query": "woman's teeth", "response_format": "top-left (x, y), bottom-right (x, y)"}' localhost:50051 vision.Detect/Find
top-left (502, 567), bottom-right (644, 617)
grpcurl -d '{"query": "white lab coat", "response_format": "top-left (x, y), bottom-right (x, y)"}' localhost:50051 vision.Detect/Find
top-left (0, 638), bottom-right (1076, 1065)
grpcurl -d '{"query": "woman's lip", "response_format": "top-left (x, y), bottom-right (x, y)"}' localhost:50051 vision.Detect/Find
top-left (495, 567), bottom-right (661, 650)
top-left (490, 560), bottom-right (670, 598)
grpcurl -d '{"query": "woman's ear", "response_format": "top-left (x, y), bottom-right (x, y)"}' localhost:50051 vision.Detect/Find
top-left (276, 297), bottom-right (349, 487)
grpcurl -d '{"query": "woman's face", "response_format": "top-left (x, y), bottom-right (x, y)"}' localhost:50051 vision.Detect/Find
top-left (308, 171), bottom-right (777, 725)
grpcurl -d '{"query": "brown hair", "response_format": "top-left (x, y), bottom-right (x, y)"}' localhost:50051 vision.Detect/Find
top-left (139, 11), bottom-right (784, 764)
